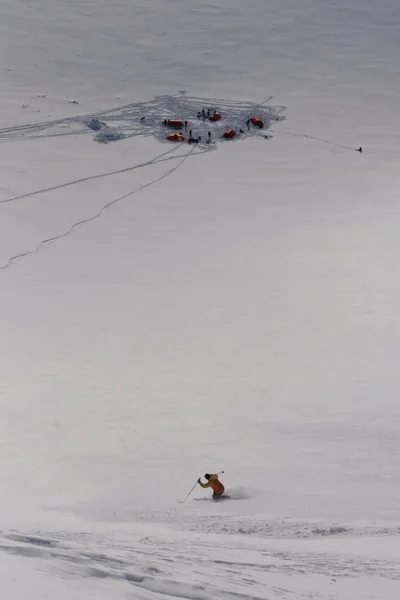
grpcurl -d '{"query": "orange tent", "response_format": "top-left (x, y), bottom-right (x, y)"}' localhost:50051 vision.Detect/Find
top-left (250, 116), bottom-right (264, 129)
top-left (167, 119), bottom-right (183, 128)
top-left (208, 112), bottom-right (222, 122)
top-left (222, 129), bottom-right (236, 139)
top-left (167, 133), bottom-right (185, 142)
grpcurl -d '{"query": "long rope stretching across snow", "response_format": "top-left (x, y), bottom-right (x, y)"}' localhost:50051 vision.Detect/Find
top-left (270, 129), bottom-right (360, 151)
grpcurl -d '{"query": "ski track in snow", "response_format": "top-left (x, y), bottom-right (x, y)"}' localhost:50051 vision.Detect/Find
top-left (0, 144), bottom-right (197, 270)
top-left (0, 92), bottom-right (284, 271)
top-left (81, 502), bottom-right (400, 541)
top-left (0, 91), bottom-right (361, 155)
top-left (0, 92), bottom-right (284, 147)
top-left (0, 91), bottom-right (362, 272)
top-left (0, 528), bottom-right (398, 600)
top-left (2, 0), bottom-right (400, 598)
top-left (0, 144), bottom-right (200, 205)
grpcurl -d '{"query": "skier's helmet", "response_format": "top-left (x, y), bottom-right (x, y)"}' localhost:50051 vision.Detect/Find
top-left (204, 473), bottom-right (211, 480)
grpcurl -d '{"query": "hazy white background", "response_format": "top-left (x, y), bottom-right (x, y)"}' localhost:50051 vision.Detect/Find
top-left (0, 1), bottom-right (399, 598)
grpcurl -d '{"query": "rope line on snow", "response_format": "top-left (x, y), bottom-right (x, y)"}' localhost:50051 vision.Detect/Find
top-left (270, 129), bottom-right (361, 152)
top-left (0, 146), bottom-right (196, 271)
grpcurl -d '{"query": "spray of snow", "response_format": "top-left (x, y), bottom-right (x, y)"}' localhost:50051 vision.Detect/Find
top-left (226, 486), bottom-right (252, 500)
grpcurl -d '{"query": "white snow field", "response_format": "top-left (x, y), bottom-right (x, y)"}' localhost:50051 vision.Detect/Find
top-left (1, 0), bottom-right (400, 598)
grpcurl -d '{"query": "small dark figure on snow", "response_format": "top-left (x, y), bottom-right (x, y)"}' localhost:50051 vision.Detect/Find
top-left (163, 119), bottom-right (167, 126)
top-left (207, 108), bottom-right (210, 117)
top-left (141, 116), bottom-right (145, 122)
top-left (197, 112), bottom-right (201, 119)
top-left (189, 129), bottom-right (192, 137)
top-left (357, 146), bottom-right (363, 153)
top-left (184, 120), bottom-right (188, 128)
top-left (208, 131), bottom-right (211, 139)
top-left (202, 109), bottom-right (206, 117)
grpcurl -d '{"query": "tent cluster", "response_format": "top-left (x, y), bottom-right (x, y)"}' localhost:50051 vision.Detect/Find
top-left (162, 109), bottom-right (264, 144)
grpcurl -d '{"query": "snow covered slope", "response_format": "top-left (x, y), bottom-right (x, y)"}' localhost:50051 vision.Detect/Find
top-left (1, 0), bottom-right (400, 598)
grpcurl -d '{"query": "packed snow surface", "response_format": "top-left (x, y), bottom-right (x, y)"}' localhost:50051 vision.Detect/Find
top-left (1, 0), bottom-right (400, 598)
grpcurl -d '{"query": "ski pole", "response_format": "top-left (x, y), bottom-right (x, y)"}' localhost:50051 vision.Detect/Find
top-left (181, 481), bottom-right (198, 503)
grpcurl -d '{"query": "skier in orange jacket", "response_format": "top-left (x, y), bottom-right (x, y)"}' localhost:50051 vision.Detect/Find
top-left (197, 473), bottom-right (225, 499)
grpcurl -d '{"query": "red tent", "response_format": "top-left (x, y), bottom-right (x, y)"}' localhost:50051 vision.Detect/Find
top-left (167, 133), bottom-right (185, 142)
top-left (167, 119), bottom-right (183, 129)
top-left (222, 129), bottom-right (236, 139)
top-left (250, 116), bottom-right (264, 129)
top-left (208, 112), bottom-right (222, 122)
